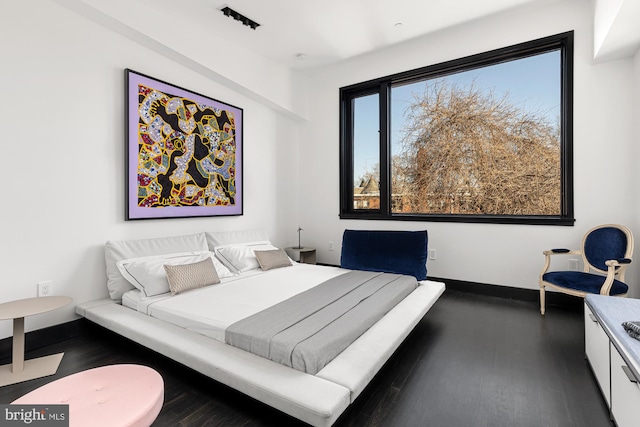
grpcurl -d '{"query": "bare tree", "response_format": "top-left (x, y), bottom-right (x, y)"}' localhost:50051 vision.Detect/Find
top-left (355, 163), bottom-right (380, 188)
top-left (393, 80), bottom-right (560, 215)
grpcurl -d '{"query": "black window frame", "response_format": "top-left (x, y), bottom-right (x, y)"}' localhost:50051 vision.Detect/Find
top-left (339, 31), bottom-right (574, 226)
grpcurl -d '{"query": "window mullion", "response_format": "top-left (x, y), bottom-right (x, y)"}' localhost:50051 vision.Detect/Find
top-left (339, 91), bottom-right (353, 215)
top-left (379, 82), bottom-right (391, 214)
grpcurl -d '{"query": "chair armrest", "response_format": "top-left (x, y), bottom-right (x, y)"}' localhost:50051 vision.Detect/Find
top-left (600, 258), bottom-right (633, 294)
top-left (542, 249), bottom-right (581, 256)
top-left (605, 258), bottom-right (632, 267)
top-left (540, 249), bottom-right (581, 280)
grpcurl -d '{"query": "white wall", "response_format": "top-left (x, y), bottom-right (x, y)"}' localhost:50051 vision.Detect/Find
top-left (0, 1), bottom-right (299, 339)
top-left (298, 0), bottom-right (639, 295)
top-left (2, 0), bottom-right (638, 341)
top-left (633, 50), bottom-right (640, 273)
top-left (593, 0), bottom-right (625, 57)
top-left (592, 0), bottom-right (640, 61)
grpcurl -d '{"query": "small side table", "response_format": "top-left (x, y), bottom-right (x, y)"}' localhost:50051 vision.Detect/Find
top-left (0, 295), bottom-right (73, 387)
top-left (285, 247), bottom-right (317, 265)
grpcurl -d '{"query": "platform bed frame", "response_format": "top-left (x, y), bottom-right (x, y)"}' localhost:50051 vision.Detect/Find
top-left (76, 230), bottom-right (444, 426)
top-left (77, 282), bottom-right (443, 426)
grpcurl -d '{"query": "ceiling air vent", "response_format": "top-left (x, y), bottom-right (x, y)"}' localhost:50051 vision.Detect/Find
top-left (220, 6), bottom-right (260, 30)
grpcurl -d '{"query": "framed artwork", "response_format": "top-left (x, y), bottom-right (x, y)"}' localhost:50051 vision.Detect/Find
top-left (125, 69), bottom-right (243, 220)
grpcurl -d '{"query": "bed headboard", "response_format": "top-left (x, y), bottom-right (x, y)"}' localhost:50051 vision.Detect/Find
top-left (340, 229), bottom-right (428, 280)
top-left (104, 229), bottom-right (270, 301)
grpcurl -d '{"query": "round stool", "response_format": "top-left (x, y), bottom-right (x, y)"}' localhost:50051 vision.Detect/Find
top-left (12, 364), bottom-right (163, 427)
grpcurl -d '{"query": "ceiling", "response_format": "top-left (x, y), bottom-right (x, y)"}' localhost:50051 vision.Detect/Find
top-left (131, 0), bottom-right (548, 69)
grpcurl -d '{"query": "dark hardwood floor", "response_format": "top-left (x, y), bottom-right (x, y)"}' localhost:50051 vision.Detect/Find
top-left (0, 290), bottom-right (613, 427)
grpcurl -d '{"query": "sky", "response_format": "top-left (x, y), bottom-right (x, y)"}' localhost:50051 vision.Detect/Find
top-left (353, 50), bottom-right (561, 183)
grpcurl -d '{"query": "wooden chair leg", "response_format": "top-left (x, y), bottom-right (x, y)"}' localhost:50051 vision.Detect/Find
top-left (539, 285), bottom-right (546, 315)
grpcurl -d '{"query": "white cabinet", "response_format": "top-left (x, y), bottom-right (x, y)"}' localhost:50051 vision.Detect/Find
top-left (585, 305), bottom-right (611, 406)
top-left (584, 297), bottom-right (640, 427)
top-left (610, 348), bottom-right (640, 427)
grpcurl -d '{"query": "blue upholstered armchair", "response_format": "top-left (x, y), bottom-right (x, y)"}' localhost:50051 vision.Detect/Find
top-left (538, 224), bottom-right (634, 315)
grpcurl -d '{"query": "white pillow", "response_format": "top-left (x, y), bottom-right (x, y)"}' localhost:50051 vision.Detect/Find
top-left (116, 251), bottom-right (234, 297)
top-left (105, 233), bottom-right (209, 300)
top-left (215, 241), bottom-right (279, 273)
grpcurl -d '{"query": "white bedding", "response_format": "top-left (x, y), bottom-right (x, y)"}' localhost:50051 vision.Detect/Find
top-left (122, 263), bottom-right (350, 342)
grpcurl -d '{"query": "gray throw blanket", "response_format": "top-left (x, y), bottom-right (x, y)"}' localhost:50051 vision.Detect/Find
top-left (225, 270), bottom-right (418, 374)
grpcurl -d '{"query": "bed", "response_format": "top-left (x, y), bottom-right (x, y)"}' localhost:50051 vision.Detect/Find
top-left (76, 229), bottom-right (445, 426)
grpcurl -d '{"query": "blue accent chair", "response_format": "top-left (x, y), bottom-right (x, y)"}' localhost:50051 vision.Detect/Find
top-left (538, 224), bottom-right (634, 315)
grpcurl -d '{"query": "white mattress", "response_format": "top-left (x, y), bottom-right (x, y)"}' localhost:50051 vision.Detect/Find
top-left (122, 263), bottom-right (350, 342)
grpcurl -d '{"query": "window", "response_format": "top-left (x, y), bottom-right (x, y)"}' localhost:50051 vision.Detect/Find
top-left (353, 93), bottom-right (380, 210)
top-left (340, 32), bottom-right (574, 225)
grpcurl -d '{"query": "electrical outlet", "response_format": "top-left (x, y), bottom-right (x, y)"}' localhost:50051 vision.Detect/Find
top-left (328, 241), bottom-right (334, 251)
top-left (568, 259), bottom-right (579, 271)
top-left (37, 281), bottom-right (52, 297)
top-left (429, 249), bottom-right (437, 260)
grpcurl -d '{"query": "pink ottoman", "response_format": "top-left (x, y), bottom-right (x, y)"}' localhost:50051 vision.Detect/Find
top-left (12, 364), bottom-right (164, 427)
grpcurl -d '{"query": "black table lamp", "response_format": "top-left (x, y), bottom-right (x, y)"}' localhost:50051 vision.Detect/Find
top-left (294, 226), bottom-right (303, 249)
